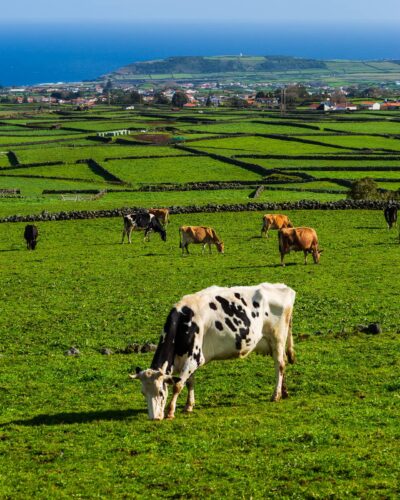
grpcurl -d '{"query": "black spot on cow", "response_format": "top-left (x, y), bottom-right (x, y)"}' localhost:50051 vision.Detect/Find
top-left (253, 301), bottom-right (260, 309)
top-left (241, 298), bottom-right (247, 307)
top-left (233, 318), bottom-right (240, 326)
top-left (151, 306), bottom-right (197, 371)
top-left (225, 318), bottom-right (237, 332)
top-left (235, 327), bottom-right (251, 350)
top-left (215, 321), bottom-right (223, 331)
top-left (234, 293), bottom-right (241, 299)
top-left (209, 302), bottom-right (217, 311)
top-left (251, 312), bottom-right (256, 318)
top-left (265, 311), bottom-right (269, 316)
top-left (216, 296), bottom-right (251, 327)
top-left (193, 350), bottom-right (202, 366)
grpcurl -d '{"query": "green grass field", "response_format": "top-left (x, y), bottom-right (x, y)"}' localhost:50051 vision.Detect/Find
top-left (0, 105), bottom-right (399, 498)
top-left (0, 210), bottom-right (399, 498)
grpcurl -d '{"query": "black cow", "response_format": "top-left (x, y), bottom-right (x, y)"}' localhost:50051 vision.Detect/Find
top-left (24, 224), bottom-right (38, 250)
top-left (384, 205), bottom-right (398, 229)
top-left (121, 211), bottom-right (167, 243)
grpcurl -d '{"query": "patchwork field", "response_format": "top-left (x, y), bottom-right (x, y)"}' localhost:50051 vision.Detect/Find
top-left (0, 104), bottom-right (399, 498)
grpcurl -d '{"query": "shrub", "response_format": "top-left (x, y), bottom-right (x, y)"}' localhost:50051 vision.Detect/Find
top-left (347, 177), bottom-right (380, 200)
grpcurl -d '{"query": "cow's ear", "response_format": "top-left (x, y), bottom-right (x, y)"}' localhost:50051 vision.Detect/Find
top-left (135, 366), bottom-right (142, 374)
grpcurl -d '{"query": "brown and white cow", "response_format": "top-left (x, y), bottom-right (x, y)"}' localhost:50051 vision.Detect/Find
top-left (149, 208), bottom-right (170, 227)
top-left (131, 282), bottom-right (296, 420)
top-left (179, 226), bottom-right (224, 255)
top-left (278, 227), bottom-right (322, 266)
top-left (261, 214), bottom-right (293, 238)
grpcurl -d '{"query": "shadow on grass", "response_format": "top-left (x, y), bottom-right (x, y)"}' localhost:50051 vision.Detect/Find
top-left (354, 226), bottom-right (385, 230)
top-left (228, 262), bottom-right (295, 269)
top-left (7, 408), bottom-right (144, 427)
top-left (0, 248), bottom-right (22, 253)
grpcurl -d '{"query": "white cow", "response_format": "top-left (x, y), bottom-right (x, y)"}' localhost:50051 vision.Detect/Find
top-left (131, 282), bottom-right (296, 420)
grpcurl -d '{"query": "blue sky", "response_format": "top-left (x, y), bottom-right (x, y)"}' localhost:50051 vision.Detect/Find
top-left (2, 0), bottom-right (400, 23)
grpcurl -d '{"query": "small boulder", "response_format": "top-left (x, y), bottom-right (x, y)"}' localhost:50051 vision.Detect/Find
top-left (65, 347), bottom-right (80, 356)
top-left (140, 342), bottom-right (157, 353)
top-left (100, 348), bottom-right (113, 355)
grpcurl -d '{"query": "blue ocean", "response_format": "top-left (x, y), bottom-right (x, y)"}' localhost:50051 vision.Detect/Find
top-left (0, 22), bottom-right (399, 86)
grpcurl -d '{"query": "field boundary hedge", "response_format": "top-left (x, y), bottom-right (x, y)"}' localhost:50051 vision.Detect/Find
top-left (235, 154), bottom-right (400, 160)
top-left (2, 200), bottom-right (398, 224)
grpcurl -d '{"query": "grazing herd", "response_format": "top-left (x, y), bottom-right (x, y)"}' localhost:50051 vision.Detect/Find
top-left (19, 202), bottom-right (398, 420)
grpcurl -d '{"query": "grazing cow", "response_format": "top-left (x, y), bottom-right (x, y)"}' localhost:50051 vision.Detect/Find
top-left (179, 226), bottom-right (224, 255)
top-left (278, 227), bottom-right (322, 266)
top-left (384, 205), bottom-right (397, 229)
top-left (131, 282), bottom-right (296, 420)
top-left (121, 211), bottom-right (167, 244)
top-left (261, 214), bottom-right (293, 238)
top-left (24, 224), bottom-right (38, 250)
top-left (149, 208), bottom-right (170, 227)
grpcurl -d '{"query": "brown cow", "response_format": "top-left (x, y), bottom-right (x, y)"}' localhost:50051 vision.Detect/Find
top-left (179, 226), bottom-right (224, 255)
top-left (278, 227), bottom-right (322, 266)
top-left (261, 214), bottom-right (293, 238)
top-left (149, 208), bottom-right (170, 226)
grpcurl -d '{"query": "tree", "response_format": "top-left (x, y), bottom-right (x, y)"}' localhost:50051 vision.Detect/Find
top-left (205, 94), bottom-right (212, 107)
top-left (129, 91), bottom-right (142, 104)
top-left (153, 92), bottom-right (170, 105)
top-left (347, 178), bottom-right (379, 200)
top-left (171, 91), bottom-right (189, 108)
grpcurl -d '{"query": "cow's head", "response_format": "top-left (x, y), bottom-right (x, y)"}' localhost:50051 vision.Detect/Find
top-left (313, 248), bottom-right (323, 264)
top-left (30, 240), bottom-right (38, 250)
top-left (130, 365), bottom-right (173, 420)
top-left (216, 241), bottom-right (224, 254)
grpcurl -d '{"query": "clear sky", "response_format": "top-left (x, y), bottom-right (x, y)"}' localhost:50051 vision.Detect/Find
top-left (2, 0), bottom-right (400, 23)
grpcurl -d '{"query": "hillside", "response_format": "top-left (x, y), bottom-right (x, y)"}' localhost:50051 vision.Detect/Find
top-left (104, 55), bottom-right (400, 85)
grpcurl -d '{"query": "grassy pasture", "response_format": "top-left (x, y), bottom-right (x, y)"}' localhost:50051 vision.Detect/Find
top-left (190, 136), bottom-right (353, 155)
top-left (105, 156), bottom-right (261, 185)
top-left (0, 210), bottom-right (399, 498)
top-left (300, 134), bottom-right (400, 151)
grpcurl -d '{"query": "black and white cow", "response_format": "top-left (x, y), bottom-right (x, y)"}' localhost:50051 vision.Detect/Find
top-left (131, 283), bottom-right (296, 420)
top-left (121, 211), bottom-right (167, 244)
top-left (384, 204), bottom-right (397, 229)
top-left (24, 224), bottom-right (38, 250)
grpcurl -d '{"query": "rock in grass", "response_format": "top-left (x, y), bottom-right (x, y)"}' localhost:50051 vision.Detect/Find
top-left (357, 323), bottom-right (382, 335)
top-left (65, 347), bottom-right (80, 356)
top-left (140, 342), bottom-right (157, 353)
top-left (366, 323), bottom-right (382, 335)
top-left (100, 348), bottom-right (113, 355)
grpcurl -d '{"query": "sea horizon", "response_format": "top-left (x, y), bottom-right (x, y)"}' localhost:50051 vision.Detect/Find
top-left (0, 21), bottom-right (399, 86)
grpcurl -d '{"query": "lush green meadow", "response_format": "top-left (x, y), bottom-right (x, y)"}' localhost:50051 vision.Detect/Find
top-left (0, 105), bottom-right (399, 498)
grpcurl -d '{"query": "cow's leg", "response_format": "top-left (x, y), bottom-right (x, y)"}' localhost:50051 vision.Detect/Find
top-left (271, 341), bottom-right (286, 402)
top-left (128, 226), bottom-right (133, 244)
top-left (184, 375), bottom-right (195, 413)
top-left (167, 358), bottom-right (203, 419)
top-left (280, 252), bottom-right (285, 267)
top-left (185, 243), bottom-right (190, 254)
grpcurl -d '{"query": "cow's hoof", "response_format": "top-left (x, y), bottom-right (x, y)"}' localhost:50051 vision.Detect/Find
top-left (270, 394), bottom-right (281, 402)
top-left (281, 389), bottom-right (289, 399)
top-left (166, 413), bottom-right (175, 420)
top-left (184, 405), bottom-right (194, 413)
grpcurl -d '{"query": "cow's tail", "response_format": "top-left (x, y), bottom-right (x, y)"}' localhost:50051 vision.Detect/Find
top-left (286, 308), bottom-right (295, 364)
